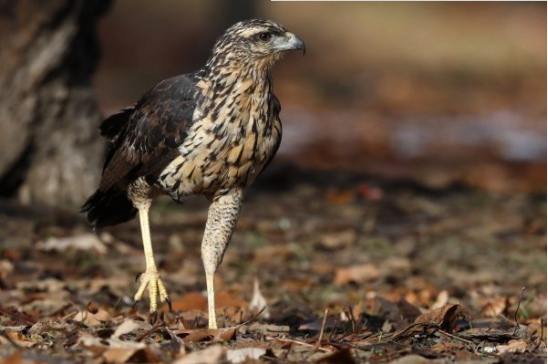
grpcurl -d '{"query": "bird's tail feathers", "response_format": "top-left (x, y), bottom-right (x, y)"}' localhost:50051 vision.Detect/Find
top-left (81, 188), bottom-right (137, 229)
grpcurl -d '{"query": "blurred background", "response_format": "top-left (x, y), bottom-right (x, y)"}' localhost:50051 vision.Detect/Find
top-left (96, 1), bottom-right (546, 193)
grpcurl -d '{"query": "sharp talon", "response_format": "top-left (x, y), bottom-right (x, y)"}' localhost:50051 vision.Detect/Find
top-left (166, 296), bottom-right (172, 312)
top-left (132, 300), bottom-right (139, 310)
top-left (135, 272), bottom-right (142, 283)
top-left (150, 311), bottom-right (158, 325)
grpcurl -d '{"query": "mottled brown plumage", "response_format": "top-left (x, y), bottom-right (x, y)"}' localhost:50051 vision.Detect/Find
top-left (82, 19), bottom-right (305, 327)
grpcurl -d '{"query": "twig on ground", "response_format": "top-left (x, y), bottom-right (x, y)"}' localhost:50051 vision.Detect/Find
top-left (347, 306), bottom-right (357, 333)
top-left (59, 310), bottom-right (79, 322)
top-left (275, 338), bottom-right (334, 353)
top-left (437, 329), bottom-right (474, 345)
top-left (328, 313), bottom-right (340, 342)
top-left (512, 287), bottom-right (525, 335)
top-left (135, 320), bottom-right (165, 342)
top-left (315, 308), bottom-right (329, 350)
top-left (241, 306), bottom-right (267, 326)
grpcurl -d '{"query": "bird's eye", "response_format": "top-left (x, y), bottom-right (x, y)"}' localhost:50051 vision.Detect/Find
top-left (258, 32), bottom-right (272, 42)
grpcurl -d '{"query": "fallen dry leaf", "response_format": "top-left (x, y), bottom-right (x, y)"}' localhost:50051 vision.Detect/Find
top-left (396, 298), bottom-right (422, 322)
top-left (4, 332), bottom-right (35, 348)
top-left (320, 230), bottom-right (356, 249)
top-left (76, 333), bottom-right (109, 355)
top-left (178, 309), bottom-right (208, 327)
top-left (175, 327), bottom-right (237, 343)
top-left (247, 322), bottom-right (290, 334)
top-left (481, 297), bottom-right (510, 317)
top-left (316, 349), bottom-right (357, 364)
top-left (171, 291), bottom-right (247, 312)
top-left (173, 345), bottom-right (224, 364)
top-left (389, 354), bottom-right (434, 364)
top-left (111, 319), bottom-right (149, 339)
top-left (248, 277), bottom-right (270, 319)
top-left (77, 331), bottom-right (152, 363)
top-left (431, 290), bottom-right (449, 310)
top-left (391, 304), bottom-right (472, 342)
top-left (334, 263), bottom-right (380, 285)
top-left (414, 304), bottom-right (471, 332)
top-left (73, 309), bottom-right (111, 326)
top-left (226, 347), bottom-right (267, 363)
top-left (376, 297), bottom-right (403, 322)
top-left (102, 340), bottom-right (147, 364)
top-left (37, 234), bottom-right (107, 254)
top-left (497, 339), bottom-right (527, 354)
top-left (431, 341), bottom-right (475, 361)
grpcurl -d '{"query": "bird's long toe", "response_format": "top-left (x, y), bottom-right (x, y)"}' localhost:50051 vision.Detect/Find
top-left (133, 270), bottom-right (170, 316)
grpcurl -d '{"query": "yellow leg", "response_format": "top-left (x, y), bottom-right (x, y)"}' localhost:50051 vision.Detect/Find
top-left (134, 203), bottom-right (170, 318)
top-left (206, 272), bottom-right (217, 329)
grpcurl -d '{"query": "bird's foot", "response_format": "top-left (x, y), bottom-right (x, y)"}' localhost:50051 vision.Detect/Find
top-left (133, 269), bottom-right (172, 322)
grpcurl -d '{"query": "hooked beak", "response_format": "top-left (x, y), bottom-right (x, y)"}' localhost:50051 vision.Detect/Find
top-left (274, 32), bottom-right (306, 55)
top-left (286, 32), bottom-right (306, 55)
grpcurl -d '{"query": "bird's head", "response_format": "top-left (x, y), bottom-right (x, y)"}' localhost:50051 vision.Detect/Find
top-left (207, 19), bottom-right (305, 72)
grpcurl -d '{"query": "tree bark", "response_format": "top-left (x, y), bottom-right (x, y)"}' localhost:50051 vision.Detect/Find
top-left (0, 0), bottom-right (111, 209)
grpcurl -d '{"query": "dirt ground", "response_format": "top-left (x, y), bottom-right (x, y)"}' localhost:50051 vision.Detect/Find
top-left (0, 167), bottom-right (546, 363)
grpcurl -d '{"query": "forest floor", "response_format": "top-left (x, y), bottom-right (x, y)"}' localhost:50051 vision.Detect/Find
top-left (0, 167), bottom-right (546, 364)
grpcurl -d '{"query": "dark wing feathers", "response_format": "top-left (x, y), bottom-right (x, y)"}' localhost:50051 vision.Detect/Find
top-left (100, 106), bottom-right (135, 142)
top-left (98, 74), bottom-right (199, 192)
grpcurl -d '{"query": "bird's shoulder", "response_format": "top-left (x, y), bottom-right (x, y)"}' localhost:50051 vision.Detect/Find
top-left (126, 73), bottom-right (199, 156)
top-left (99, 73), bottom-right (200, 191)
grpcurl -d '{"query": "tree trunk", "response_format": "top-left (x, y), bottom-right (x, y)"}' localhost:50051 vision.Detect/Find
top-left (0, 0), bottom-right (111, 209)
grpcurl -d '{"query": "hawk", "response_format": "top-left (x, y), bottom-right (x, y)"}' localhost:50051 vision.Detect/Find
top-left (82, 19), bottom-right (305, 328)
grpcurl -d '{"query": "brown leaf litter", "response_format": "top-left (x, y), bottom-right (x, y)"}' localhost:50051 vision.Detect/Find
top-left (0, 180), bottom-right (545, 363)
